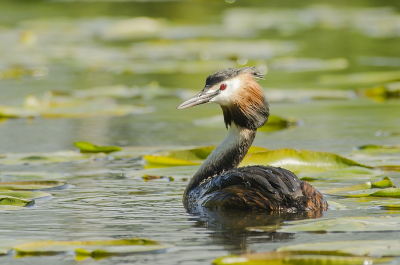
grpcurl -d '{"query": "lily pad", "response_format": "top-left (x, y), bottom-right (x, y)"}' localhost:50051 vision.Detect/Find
top-left (1, 93), bottom-right (154, 119)
top-left (240, 149), bottom-right (368, 173)
top-left (0, 172), bottom-right (67, 181)
top-left (0, 196), bottom-right (34, 207)
top-left (143, 155), bottom-right (201, 168)
top-left (14, 238), bottom-right (173, 258)
top-left (277, 216), bottom-right (400, 233)
top-left (320, 71), bottom-right (400, 85)
top-left (0, 151), bottom-right (107, 165)
top-left (0, 181), bottom-right (67, 190)
top-left (322, 177), bottom-right (395, 196)
top-left (363, 83), bottom-right (400, 101)
top-left (258, 115), bottom-right (298, 132)
top-left (299, 166), bottom-right (382, 181)
top-left (371, 188), bottom-right (400, 198)
top-left (213, 252), bottom-right (391, 265)
top-left (143, 146), bottom-right (269, 168)
top-left (356, 144), bottom-right (400, 154)
top-left (0, 106), bottom-right (39, 118)
top-left (278, 240), bottom-right (400, 257)
top-left (74, 142), bottom-right (122, 154)
top-left (0, 191), bottom-right (51, 199)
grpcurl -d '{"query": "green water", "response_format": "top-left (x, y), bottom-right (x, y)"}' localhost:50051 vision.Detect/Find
top-left (0, 0), bottom-right (400, 264)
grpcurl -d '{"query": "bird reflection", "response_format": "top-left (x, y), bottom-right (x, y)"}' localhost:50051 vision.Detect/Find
top-left (187, 207), bottom-right (325, 254)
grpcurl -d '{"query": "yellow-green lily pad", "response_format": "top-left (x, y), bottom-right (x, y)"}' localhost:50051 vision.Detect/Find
top-left (0, 191), bottom-right (51, 199)
top-left (14, 238), bottom-right (173, 258)
top-left (0, 181), bottom-right (67, 190)
top-left (213, 252), bottom-right (391, 265)
top-left (277, 240), bottom-right (400, 257)
top-left (276, 216), bottom-right (400, 233)
top-left (143, 146), bottom-right (268, 168)
top-left (240, 149), bottom-right (368, 173)
top-left (74, 142), bottom-right (122, 154)
top-left (0, 151), bottom-right (107, 165)
top-left (0, 196), bottom-right (34, 207)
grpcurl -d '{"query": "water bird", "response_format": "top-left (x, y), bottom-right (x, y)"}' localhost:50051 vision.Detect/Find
top-left (178, 67), bottom-right (327, 211)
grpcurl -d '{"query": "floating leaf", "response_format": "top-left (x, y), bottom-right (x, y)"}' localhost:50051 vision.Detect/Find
top-left (371, 177), bottom-right (395, 188)
top-left (14, 238), bottom-right (173, 258)
top-left (241, 149), bottom-right (368, 173)
top-left (370, 188), bottom-right (400, 198)
top-left (0, 106), bottom-right (39, 118)
top-left (0, 172), bottom-right (67, 181)
top-left (299, 166), bottom-right (382, 181)
top-left (278, 240), bottom-right (400, 257)
top-left (320, 71), bottom-right (400, 85)
top-left (0, 191), bottom-right (51, 199)
top-left (213, 251), bottom-right (391, 265)
top-left (276, 216), bottom-right (400, 233)
top-left (268, 57), bottom-right (348, 72)
top-left (0, 196), bottom-right (34, 207)
top-left (356, 144), bottom-right (400, 154)
top-left (323, 182), bottom-right (372, 195)
top-left (143, 146), bottom-right (268, 168)
top-left (0, 181), bottom-right (67, 190)
top-left (143, 155), bottom-right (201, 168)
top-left (74, 142), bottom-right (122, 154)
top-left (0, 151), bottom-right (107, 165)
top-left (258, 115), bottom-right (297, 132)
top-left (1, 93), bottom-right (154, 119)
top-left (363, 83), bottom-right (400, 101)
top-left (72, 85), bottom-right (140, 99)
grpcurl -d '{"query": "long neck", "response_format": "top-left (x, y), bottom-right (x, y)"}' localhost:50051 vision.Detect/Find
top-left (185, 125), bottom-right (256, 192)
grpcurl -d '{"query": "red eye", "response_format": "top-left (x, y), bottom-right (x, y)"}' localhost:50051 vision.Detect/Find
top-left (220, 84), bottom-right (227, 90)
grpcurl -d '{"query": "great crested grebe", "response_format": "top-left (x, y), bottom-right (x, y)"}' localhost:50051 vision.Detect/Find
top-left (178, 67), bottom-right (327, 211)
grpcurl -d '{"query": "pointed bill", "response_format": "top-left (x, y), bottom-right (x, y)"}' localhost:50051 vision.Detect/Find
top-left (177, 90), bottom-right (219, 109)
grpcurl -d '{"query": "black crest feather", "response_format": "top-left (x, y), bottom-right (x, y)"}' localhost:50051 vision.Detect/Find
top-left (205, 67), bottom-right (265, 88)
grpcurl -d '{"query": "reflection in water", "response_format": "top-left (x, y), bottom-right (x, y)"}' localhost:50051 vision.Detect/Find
top-left (187, 207), bottom-right (325, 254)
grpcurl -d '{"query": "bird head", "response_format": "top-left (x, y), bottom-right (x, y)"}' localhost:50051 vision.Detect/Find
top-left (177, 67), bottom-right (269, 130)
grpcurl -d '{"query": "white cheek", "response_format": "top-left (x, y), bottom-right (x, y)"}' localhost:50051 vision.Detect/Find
top-left (209, 78), bottom-right (241, 105)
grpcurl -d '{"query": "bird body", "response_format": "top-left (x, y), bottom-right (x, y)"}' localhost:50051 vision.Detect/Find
top-left (178, 67), bottom-right (327, 212)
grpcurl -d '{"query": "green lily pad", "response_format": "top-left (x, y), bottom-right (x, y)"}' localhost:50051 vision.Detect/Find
top-left (0, 191), bottom-right (51, 199)
top-left (72, 85), bottom-right (140, 99)
top-left (320, 70), bottom-right (400, 85)
top-left (14, 238), bottom-right (173, 257)
top-left (299, 167), bottom-right (382, 181)
top-left (0, 106), bottom-right (39, 118)
top-left (370, 188), bottom-right (400, 198)
top-left (323, 182), bottom-right (372, 195)
top-left (278, 240), bottom-right (400, 257)
top-left (143, 146), bottom-right (268, 168)
top-left (371, 177), bottom-right (396, 188)
top-left (0, 151), bottom-right (107, 165)
top-left (276, 216), bottom-right (400, 233)
top-left (240, 149), bottom-right (368, 173)
top-left (258, 115), bottom-right (297, 132)
top-left (1, 93), bottom-right (154, 119)
top-left (322, 177), bottom-right (395, 196)
top-left (74, 142), bottom-right (122, 154)
top-left (356, 144), bottom-right (400, 154)
top-left (0, 172), bottom-right (67, 181)
top-left (363, 83), bottom-right (400, 101)
top-left (143, 155), bottom-right (201, 168)
top-left (0, 196), bottom-right (34, 207)
top-left (0, 181), bottom-right (67, 190)
top-left (213, 252), bottom-right (391, 265)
